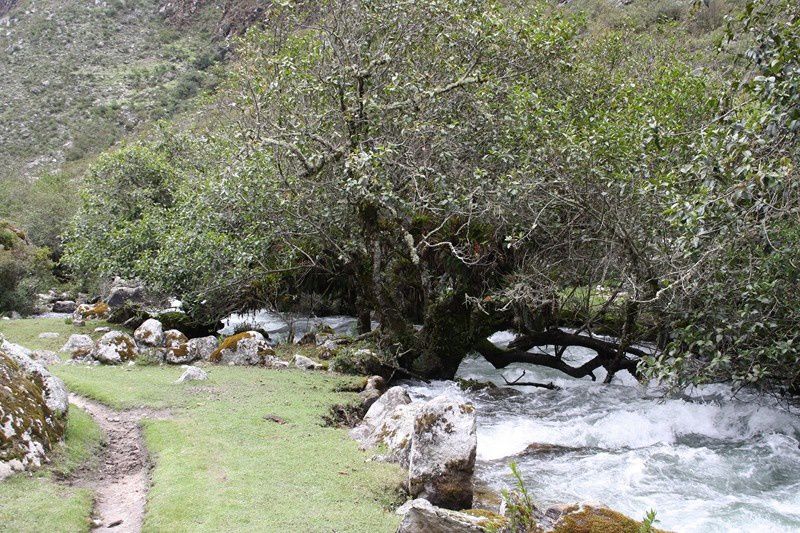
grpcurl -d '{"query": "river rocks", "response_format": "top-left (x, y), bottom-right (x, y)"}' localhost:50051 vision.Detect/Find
top-left (60, 334), bottom-right (94, 359)
top-left (134, 318), bottom-right (164, 347)
top-left (210, 331), bottom-right (274, 366)
top-left (294, 354), bottom-right (323, 370)
top-left (547, 503), bottom-right (665, 533)
top-left (91, 331), bottom-right (139, 364)
top-left (51, 300), bottom-right (77, 313)
top-left (396, 499), bottom-right (502, 533)
top-left (408, 395), bottom-right (477, 509)
top-left (73, 302), bottom-right (111, 321)
top-left (0, 338), bottom-right (69, 479)
top-left (186, 336), bottom-right (217, 361)
top-left (175, 365), bottom-right (208, 384)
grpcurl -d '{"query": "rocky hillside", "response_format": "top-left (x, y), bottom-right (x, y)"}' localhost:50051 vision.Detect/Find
top-left (0, 0), bottom-right (224, 220)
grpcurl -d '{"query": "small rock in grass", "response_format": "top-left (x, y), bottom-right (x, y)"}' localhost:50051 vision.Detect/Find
top-left (94, 327), bottom-right (111, 333)
top-left (38, 332), bottom-right (60, 339)
top-left (175, 365), bottom-right (208, 383)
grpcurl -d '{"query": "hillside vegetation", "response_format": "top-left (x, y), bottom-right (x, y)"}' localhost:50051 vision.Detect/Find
top-left (0, 0), bottom-right (225, 246)
top-left (3, 0), bottom-right (799, 395)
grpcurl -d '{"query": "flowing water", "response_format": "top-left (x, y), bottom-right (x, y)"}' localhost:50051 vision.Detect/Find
top-left (226, 312), bottom-right (800, 532)
top-left (407, 333), bottom-right (800, 532)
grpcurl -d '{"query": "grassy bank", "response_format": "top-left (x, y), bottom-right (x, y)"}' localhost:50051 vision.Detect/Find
top-left (0, 318), bottom-right (404, 532)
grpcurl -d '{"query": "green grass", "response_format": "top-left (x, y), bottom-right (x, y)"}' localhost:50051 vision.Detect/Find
top-left (2, 319), bottom-right (404, 532)
top-left (0, 406), bottom-right (103, 532)
top-left (0, 317), bottom-right (122, 353)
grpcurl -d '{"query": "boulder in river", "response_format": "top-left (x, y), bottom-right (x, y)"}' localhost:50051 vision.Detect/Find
top-left (91, 331), bottom-right (139, 364)
top-left (209, 331), bottom-right (274, 366)
top-left (0, 336), bottom-right (69, 479)
top-left (408, 394), bottom-right (477, 510)
top-left (546, 503), bottom-right (668, 533)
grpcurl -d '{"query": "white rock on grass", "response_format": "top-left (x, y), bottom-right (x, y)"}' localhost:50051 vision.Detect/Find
top-left (293, 354), bottom-right (323, 370)
top-left (60, 334), bottom-right (94, 359)
top-left (1, 337), bottom-right (69, 479)
top-left (350, 386), bottom-right (422, 465)
top-left (164, 329), bottom-right (191, 364)
top-left (175, 365), bottom-right (208, 384)
top-left (91, 331), bottom-right (139, 364)
top-left (37, 332), bottom-right (59, 339)
top-left (134, 318), bottom-right (164, 347)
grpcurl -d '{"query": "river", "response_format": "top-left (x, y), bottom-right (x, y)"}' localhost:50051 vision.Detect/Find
top-left (225, 312), bottom-right (800, 532)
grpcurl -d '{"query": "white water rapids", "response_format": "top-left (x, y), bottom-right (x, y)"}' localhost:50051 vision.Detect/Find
top-left (225, 312), bottom-right (800, 532)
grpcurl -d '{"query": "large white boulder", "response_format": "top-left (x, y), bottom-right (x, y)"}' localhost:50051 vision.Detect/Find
top-left (408, 394), bottom-right (477, 510)
top-left (293, 354), bottom-right (323, 370)
top-left (134, 318), bottom-right (164, 347)
top-left (350, 386), bottom-right (422, 465)
top-left (91, 331), bottom-right (139, 364)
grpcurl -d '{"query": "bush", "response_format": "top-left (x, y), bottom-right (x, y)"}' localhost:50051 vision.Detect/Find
top-left (0, 221), bottom-right (54, 315)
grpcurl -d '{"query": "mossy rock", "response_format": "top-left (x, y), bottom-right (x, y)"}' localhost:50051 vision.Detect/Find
top-left (456, 378), bottom-right (498, 392)
top-left (0, 349), bottom-right (66, 476)
top-left (91, 331), bottom-right (138, 364)
top-left (210, 331), bottom-right (273, 365)
top-left (551, 505), bottom-right (669, 533)
top-left (74, 302), bottom-right (111, 320)
top-left (329, 345), bottom-right (390, 377)
top-left (462, 509), bottom-right (509, 530)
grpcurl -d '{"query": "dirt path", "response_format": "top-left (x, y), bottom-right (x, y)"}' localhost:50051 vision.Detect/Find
top-left (67, 394), bottom-right (170, 532)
